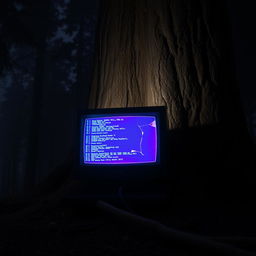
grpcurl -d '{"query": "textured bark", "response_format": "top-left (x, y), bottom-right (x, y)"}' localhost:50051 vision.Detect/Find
top-left (89, 0), bottom-right (241, 129)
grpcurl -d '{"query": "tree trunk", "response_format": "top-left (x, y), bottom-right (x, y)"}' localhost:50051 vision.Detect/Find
top-left (88, 0), bottom-right (255, 201)
top-left (24, 44), bottom-right (47, 193)
top-left (89, 0), bottom-right (244, 130)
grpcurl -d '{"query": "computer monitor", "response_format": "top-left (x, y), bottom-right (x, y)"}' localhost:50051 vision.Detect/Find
top-left (74, 106), bottom-right (168, 200)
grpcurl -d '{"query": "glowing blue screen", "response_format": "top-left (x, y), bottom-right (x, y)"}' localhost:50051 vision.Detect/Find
top-left (83, 116), bottom-right (157, 164)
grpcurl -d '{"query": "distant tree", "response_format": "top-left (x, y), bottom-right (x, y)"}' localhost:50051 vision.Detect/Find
top-left (0, 1), bottom-right (34, 74)
top-left (22, 0), bottom-right (53, 192)
top-left (0, 0), bottom-right (39, 196)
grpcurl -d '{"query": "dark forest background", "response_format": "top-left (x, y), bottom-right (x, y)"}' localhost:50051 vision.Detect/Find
top-left (0, 0), bottom-right (255, 198)
top-left (0, 0), bottom-right (99, 197)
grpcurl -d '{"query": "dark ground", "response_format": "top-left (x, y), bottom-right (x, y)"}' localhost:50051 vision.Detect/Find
top-left (0, 128), bottom-right (256, 256)
top-left (1, 187), bottom-right (256, 256)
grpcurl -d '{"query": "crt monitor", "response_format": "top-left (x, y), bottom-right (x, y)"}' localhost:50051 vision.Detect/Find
top-left (74, 106), bottom-right (168, 196)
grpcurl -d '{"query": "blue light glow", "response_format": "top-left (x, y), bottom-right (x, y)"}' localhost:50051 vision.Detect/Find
top-left (83, 116), bottom-right (157, 164)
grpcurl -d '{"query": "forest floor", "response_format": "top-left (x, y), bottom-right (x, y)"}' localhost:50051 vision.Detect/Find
top-left (0, 200), bottom-right (180, 256)
top-left (1, 197), bottom-right (256, 256)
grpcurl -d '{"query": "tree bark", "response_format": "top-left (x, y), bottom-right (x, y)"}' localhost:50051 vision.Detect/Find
top-left (89, 0), bottom-right (244, 130)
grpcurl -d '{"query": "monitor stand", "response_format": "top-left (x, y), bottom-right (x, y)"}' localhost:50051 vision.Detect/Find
top-left (65, 178), bottom-right (170, 212)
